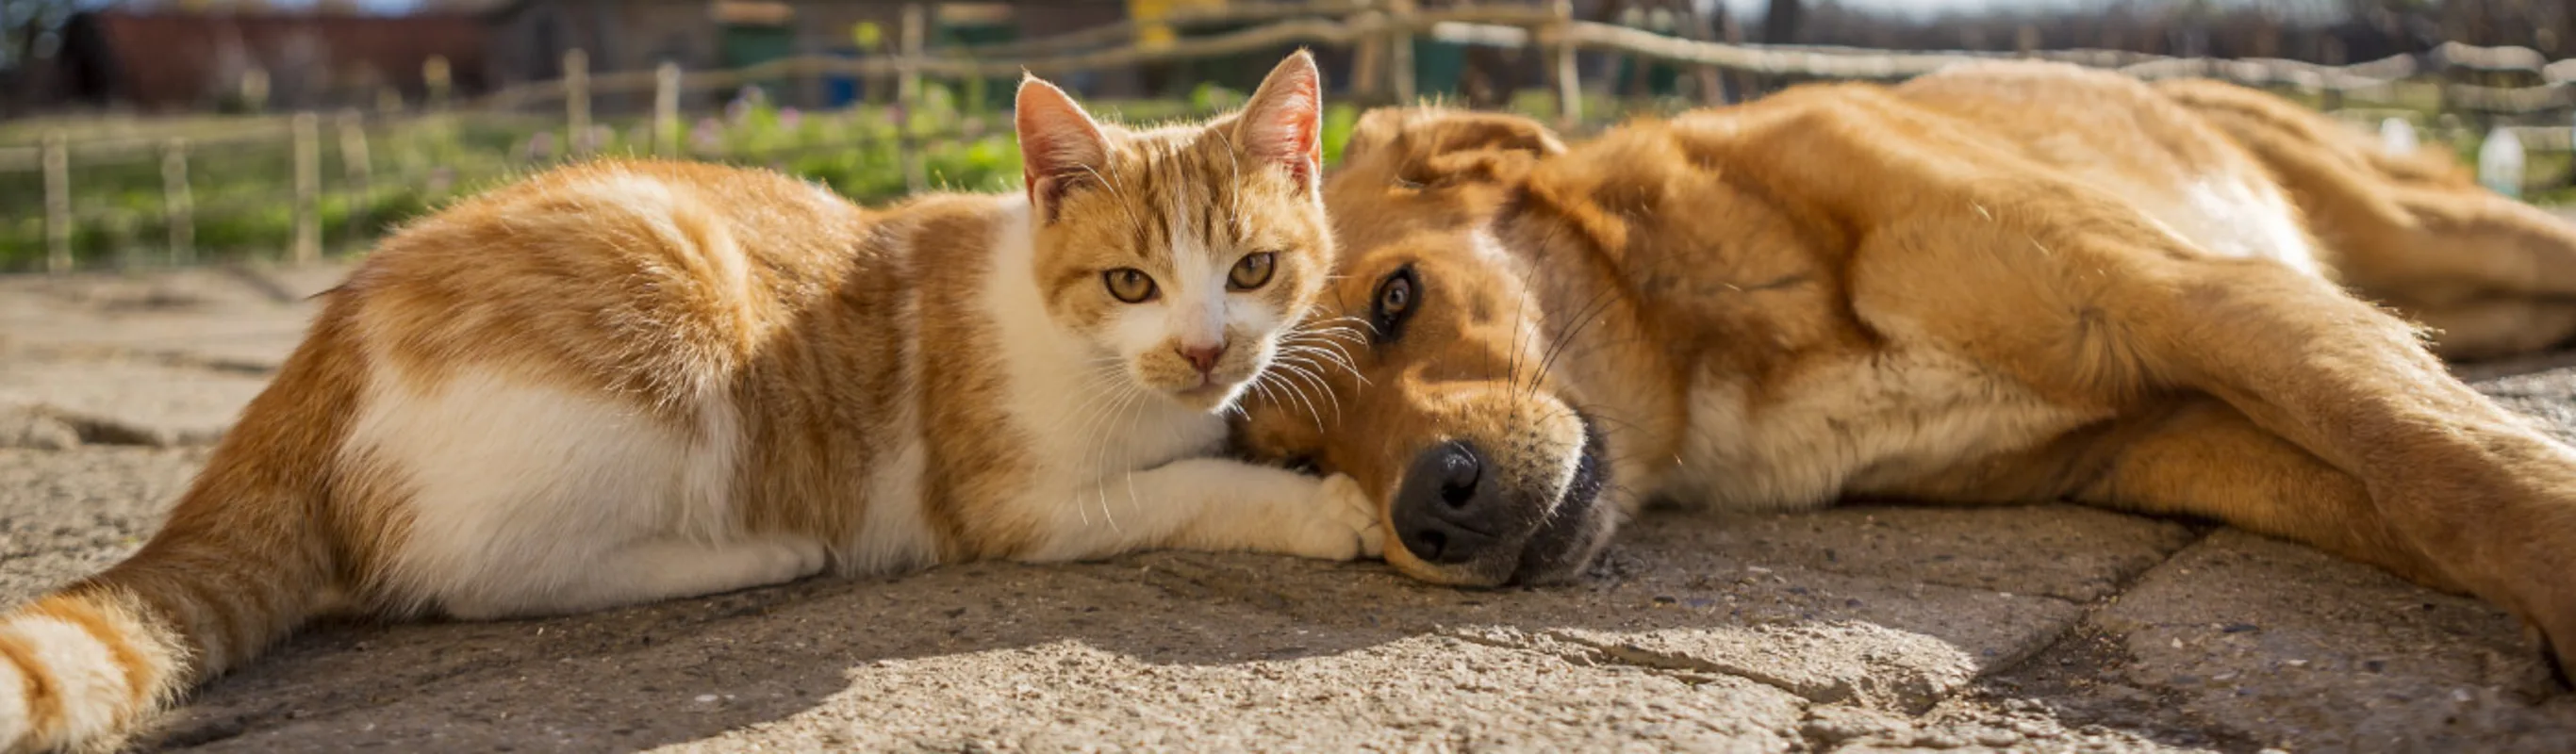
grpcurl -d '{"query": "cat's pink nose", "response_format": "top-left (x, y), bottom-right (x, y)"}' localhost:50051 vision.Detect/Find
top-left (1179, 343), bottom-right (1227, 375)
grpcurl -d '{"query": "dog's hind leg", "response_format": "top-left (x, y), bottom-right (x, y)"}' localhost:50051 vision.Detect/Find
top-left (2114, 258), bottom-right (2576, 681)
top-left (1880, 393), bottom-right (2459, 592)
top-left (2317, 182), bottom-right (2576, 360)
top-left (1854, 196), bottom-right (2576, 685)
top-left (2162, 80), bottom-right (2576, 301)
top-left (2166, 85), bottom-right (2576, 359)
top-left (2403, 299), bottom-right (2576, 362)
top-left (2065, 397), bottom-right (2461, 591)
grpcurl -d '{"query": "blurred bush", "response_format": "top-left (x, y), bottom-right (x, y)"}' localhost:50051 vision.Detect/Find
top-left (2, 81), bottom-right (1350, 271)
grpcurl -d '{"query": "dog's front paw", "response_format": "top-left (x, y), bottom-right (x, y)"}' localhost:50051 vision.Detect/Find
top-left (1286, 473), bottom-right (1384, 561)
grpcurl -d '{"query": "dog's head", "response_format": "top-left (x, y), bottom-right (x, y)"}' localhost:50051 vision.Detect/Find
top-left (1239, 107), bottom-right (1619, 586)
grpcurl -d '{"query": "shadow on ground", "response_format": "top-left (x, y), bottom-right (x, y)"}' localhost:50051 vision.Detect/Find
top-left (6, 264), bottom-right (2576, 752)
top-left (135, 504), bottom-right (2155, 751)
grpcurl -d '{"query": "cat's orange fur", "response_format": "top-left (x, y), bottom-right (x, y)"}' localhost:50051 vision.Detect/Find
top-left (0, 52), bottom-right (1380, 753)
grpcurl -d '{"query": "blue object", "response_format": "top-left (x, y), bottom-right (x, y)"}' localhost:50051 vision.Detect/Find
top-left (825, 47), bottom-right (864, 107)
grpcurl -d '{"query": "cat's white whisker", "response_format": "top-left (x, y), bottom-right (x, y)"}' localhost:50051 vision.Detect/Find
top-left (1280, 342), bottom-right (1365, 386)
top-left (1276, 361), bottom-right (1341, 422)
top-left (1278, 336), bottom-right (1366, 386)
top-left (1262, 364), bottom-right (1329, 432)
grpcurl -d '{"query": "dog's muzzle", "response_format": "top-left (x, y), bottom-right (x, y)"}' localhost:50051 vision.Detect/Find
top-left (1388, 412), bottom-right (1612, 585)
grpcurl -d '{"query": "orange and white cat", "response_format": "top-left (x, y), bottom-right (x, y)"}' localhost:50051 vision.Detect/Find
top-left (0, 52), bottom-right (1379, 752)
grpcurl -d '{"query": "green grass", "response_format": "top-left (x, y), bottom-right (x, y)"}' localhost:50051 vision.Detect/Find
top-left (0, 81), bottom-right (1348, 271)
top-left (5, 82), bottom-right (2567, 272)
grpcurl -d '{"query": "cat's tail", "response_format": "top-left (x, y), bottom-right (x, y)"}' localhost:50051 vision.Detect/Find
top-left (0, 303), bottom-right (362, 753)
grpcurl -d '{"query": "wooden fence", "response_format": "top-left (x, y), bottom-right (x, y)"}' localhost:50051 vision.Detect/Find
top-left (7, 0), bottom-right (2575, 273)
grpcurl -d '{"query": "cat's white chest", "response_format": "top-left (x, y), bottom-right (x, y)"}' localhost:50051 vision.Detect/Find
top-left (980, 204), bottom-right (1229, 485)
top-left (1013, 376), bottom-right (1228, 482)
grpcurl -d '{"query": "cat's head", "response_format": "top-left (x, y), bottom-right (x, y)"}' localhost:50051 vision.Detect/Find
top-left (1015, 51), bottom-right (1330, 413)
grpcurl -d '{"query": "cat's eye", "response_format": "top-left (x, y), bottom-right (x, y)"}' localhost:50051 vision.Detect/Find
top-left (1371, 266), bottom-right (1419, 342)
top-left (1229, 252), bottom-right (1277, 290)
top-left (1104, 269), bottom-right (1159, 303)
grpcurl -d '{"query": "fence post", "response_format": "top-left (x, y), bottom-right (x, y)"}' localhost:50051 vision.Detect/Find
top-left (565, 49), bottom-right (592, 157)
top-left (339, 109), bottom-right (372, 249)
top-left (2429, 47), bottom-right (2452, 125)
top-left (1721, 13), bottom-right (1755, 104)
top-left (1349, 0), bottom-right (1385, 100)
top-left (424, 56), bottom-right (453, 113)
top-left (162, 139), bottom-right (193, 266)
top-left (799, 50), bottom-right (825, 111)
top-left (2319, 38), bottom-right (2346, 111)
top-left (1386, 0), bottom-right (1416, 104)
top-left (41, 131), bottom-right (70, 273)
top-left (1545, 0), bottom-right (1581, 131)
top-left (655, 61), bottom-right (683, 156)
top-left (291, 112), bottom-right (322, 264)
top-left (899, 3), bottom-right (929, 194)
top-left (241, 67), bottom-right (271, 113)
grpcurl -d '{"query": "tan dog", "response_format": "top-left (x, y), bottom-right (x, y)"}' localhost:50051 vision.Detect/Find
top-left (1233, 59), bottom-right (2576, 680)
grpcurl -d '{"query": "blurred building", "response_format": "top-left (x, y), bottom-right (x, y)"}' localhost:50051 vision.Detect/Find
top-left (479, 0), bottom-right (1132, 109)
top-left (44, 8), bottom-right (488, 113)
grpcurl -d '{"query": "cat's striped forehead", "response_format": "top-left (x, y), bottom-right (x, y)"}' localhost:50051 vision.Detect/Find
top-left (1028, 110), bottom-right (1330, 347)
top-left (1098, 123), bottom-right (1267, 259)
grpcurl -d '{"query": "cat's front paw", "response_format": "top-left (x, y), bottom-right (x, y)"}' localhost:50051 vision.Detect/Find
top-left (1290, 472), bottom-right (1385, 561)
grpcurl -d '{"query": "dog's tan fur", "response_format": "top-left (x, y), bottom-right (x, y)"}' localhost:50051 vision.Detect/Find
top-left (1237, 60), bottom-right (2576, 679)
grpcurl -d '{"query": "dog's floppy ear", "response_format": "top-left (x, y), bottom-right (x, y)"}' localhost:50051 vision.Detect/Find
top-left (1344, 107), bottom-right (1565, 188)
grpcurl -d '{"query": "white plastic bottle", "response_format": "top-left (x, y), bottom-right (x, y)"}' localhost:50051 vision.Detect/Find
top-left (2379, 117), bottom-right (2419, 155)
top-left (2479, 127), bottom-right (2524, 199)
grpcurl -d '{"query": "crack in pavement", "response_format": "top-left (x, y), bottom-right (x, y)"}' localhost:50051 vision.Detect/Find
top-left (9, 342), bottom-right (285, 377)
top-left (1959, 526), bottom-right (2219, 687)
top-left (1440, 624), bottom-right (1831, 704)
top-left (1, 405), bottom-right (219, 449)
top-left (1451, 524), bottom-right (2228, 729)
top-left (1900, 526), bottom-right (2234, 749)
top-left (1565, 630), bottom-right (1835, 699)
top-left (215, 264), bottom-right (319, 305)
top-left (1443, 627), bottom-right (1862, 752)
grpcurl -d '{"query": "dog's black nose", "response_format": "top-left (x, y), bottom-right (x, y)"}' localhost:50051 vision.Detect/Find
top-left (1393, 440), bottom-right (1503, 564)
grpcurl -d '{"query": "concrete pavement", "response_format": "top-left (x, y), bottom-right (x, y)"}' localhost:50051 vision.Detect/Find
top-left (4, 260), bottom-right (2574, 753)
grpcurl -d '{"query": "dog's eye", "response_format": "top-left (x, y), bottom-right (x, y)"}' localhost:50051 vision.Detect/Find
top-left (1370, 266), bottom-right (1419, 343)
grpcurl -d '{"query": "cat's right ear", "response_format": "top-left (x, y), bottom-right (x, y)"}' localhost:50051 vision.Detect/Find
top-left (1016, 74), bottom-right (1112, 223)
top-left (1233, 50), bottom-right (1326, 193)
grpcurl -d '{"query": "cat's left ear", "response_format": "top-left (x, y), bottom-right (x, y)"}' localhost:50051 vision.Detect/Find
top-left (1233, 49), bottom-right (1325, 193)
top-left (1016, 74), bottom-right (1112, 223)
